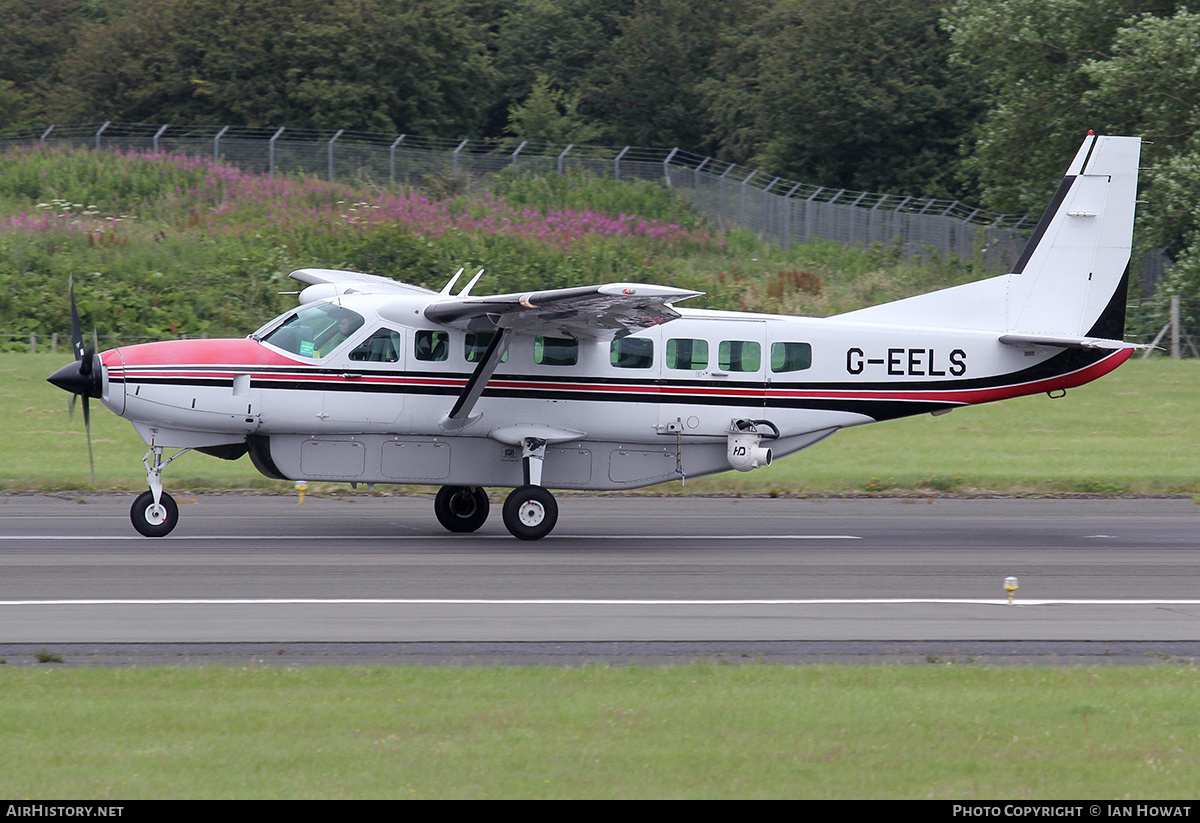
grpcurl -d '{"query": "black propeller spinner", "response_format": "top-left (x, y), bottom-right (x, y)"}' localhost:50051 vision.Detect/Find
top-left (47, 278), bottom-right (101, 483)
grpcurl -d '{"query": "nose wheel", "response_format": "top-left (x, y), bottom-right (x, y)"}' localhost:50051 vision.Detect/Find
top-left (130, 490), bottom-right (179, 537)
top-left (502, 485), bottom-right (558, 540)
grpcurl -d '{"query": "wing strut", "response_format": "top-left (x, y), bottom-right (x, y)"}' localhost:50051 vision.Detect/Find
top-left (439, 328), bottom-right (512, 431)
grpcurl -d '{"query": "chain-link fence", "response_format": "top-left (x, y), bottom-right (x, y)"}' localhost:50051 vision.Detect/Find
top-left (2, 121), bottom-right (1034, 271)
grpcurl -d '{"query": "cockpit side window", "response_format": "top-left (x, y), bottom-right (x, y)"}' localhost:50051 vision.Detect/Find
top-left (260, 303), bottom-right (364, 359)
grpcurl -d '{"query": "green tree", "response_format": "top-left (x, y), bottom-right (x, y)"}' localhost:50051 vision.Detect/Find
top-left (706, 0), bottom-right (982, 200)
top-left (0, 0), bottom-right (87, 129)
top-left (505, 74), bottom-right (602, 145)
top-left (47, 0), bottom-right (496, 135)
top-left (1083, 10), bottom-right (1200, 326)
top-left (576, 0), bottom-right (737, 151)
top-left (944, 0), bottom-right (1183, 213)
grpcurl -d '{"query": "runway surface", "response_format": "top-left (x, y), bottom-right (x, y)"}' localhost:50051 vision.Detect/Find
top-left (1, 493), bottom-right (1198, 665)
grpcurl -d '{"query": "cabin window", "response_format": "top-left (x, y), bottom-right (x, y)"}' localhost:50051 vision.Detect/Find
top-left (610, 337), bottom-right (654, 369)
top-left (666, 338), bottom-right (708, 370)
top-left (771, 341), bottom-right (812, 372)
top-left (719, 340), bottom-right (761, 372)
top-left (415, 330), bottom-right (449, 362)
top-left (348, 329), bottom-right (403, 363)
top-left (534, 335), bottom-right (578, 366)
top-left (465, 331), bottom-right (508, 363)
top-left (261, 303), bottom-right (364, 359)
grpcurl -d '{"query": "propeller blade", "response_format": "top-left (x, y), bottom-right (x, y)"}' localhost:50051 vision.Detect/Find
top-left (54, 277), bottom-right (100, 486)
top-left (83, 394), bottom-right (95, 486)
top-left (69, 275), bottom-right (85, 363)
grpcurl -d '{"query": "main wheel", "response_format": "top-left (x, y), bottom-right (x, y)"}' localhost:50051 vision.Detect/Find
top-left (434, 485), bottom-right (490, 533)
top-left (502, 485), bottom-right (558, 540)
top-left (130, 490), bottom-right (179, 537)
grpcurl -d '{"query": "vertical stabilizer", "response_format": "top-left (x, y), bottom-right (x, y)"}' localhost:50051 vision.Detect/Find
top-left (834, 134), bottom-right (1140, 340)
top-left (1004, 135), bottom-right (1141, 338)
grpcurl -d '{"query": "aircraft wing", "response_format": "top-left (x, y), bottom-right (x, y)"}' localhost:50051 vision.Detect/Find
top-left (422, 283), bottom-right (704, 338)
top-left (289, 268), bottom-right (438, 296)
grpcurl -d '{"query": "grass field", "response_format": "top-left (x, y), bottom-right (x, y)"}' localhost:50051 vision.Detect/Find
top-left (3, 664), bottom-right (1199, 799)
top-left (7, 351), bottom-right (1198, 495)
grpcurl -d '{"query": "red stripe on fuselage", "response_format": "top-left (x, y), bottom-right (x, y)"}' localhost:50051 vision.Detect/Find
top-left (105, 338), bottom-right (300, 368)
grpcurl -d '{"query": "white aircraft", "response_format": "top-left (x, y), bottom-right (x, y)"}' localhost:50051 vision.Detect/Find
top-left (48, 133), bottom-right (1142, 539)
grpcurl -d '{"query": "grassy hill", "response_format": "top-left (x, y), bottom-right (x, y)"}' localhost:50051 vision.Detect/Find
top-left (1, 145), bottom-right (982, 346)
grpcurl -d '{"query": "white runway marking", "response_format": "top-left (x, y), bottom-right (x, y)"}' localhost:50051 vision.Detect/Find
top-left (3, 598), bottom-right (1200, 607)
top-left (0, 534), bottom-right (862, 541)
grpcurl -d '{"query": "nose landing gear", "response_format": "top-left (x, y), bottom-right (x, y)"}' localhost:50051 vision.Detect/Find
top-left (130, 446), bottom-right (190, 537)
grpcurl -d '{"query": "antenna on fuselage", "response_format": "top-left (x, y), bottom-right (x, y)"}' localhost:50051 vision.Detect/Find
top-left (440, 268), bottom-right (465, 295)
top-left (459, 268), bottom-right (485, 297)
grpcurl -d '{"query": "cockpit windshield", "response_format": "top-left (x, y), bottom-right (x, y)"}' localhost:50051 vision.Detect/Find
top-left (259, 303), bottom-right (365, 359)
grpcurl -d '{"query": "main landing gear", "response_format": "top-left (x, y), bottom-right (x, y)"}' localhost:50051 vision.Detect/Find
top-left (502, 485), bottom-right (558, 540)
top-left (433, 435), bottom-right (560, 540)
top-left (433, 484), bottom-right (559, 540)
top-left (434, 485), bottom-right (490, 533)
top-left (129, 446), bottom-right (189, 537)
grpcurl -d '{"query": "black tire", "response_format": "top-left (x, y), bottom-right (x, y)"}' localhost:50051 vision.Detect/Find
top-left (130, 490), bottom-right (179, 537)
top-left (502, 485), bottom-right (558, 540)
top-left (434, 485), bottom-right (490, 533)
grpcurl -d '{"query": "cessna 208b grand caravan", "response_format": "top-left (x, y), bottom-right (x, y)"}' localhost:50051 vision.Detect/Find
top-left (49, 133), bottom-right (1142, 539)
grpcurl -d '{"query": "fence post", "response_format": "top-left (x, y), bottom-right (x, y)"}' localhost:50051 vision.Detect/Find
top-left (268, 127), bottom-right (285, 175)
top-left (52, 333), bottom-right (58, 353)
top-left (214, 125), bottom-right (229, 162)
top-left (717, 165), bottom-right (735, 228)
top-left (153, 124), bottom-right (169, 154)
top-left (740, 170), bottom-right (757, 226)
top-left (663, 148), bottom-right (679, 188)
top-left (40, 125), bottom-right (54, 148)
top-left (783, 181), bottom-right (804, 249)
top-left (1172, 294), bottom-right (1181, 360)
top-left (327, 129), bottom-right (343, 182)
top-left (94, 121), bottom-right (110, 151)
top-left (29, 334), bottom-right (36, 354)
top-left (389, 135), bottom-right (406, 183)
top-left (693, 157), bottom-right (712, 210)
top-left (557, 144), bottom-right (574, 176)
top-left (615, 146), bottom-right (630, 180)
top-left (511, 140), bottom-right (527, 169)
top-left (452, 139), bottom-right (469, 174)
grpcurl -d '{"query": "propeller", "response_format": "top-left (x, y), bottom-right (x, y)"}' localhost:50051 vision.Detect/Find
top-left (47, 277), bottom-right (102, 484)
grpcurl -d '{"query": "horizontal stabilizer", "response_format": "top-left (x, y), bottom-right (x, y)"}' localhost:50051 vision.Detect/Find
top-left (998, 333), bottom-right (1144, 350)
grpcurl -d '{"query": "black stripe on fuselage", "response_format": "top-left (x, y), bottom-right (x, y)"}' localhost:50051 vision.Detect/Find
top-left (113, 346), bottom-right (1107, 398)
